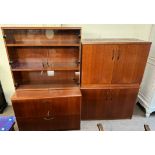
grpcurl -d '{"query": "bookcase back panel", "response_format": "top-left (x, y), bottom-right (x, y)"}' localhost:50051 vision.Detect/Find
top-left (8, 47), bottom-right (48, 63)
top-left (4, 29), bottom-right (81, 44)
top-left (48, 47), bottom-right (79, 63)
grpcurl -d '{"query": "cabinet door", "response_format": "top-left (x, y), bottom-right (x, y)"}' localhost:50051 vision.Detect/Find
top-left (108, 88), bottom-right (139, 119)
top-left (81, 87), bottom-right (139, 120)
top-left (112, 44), bottom-right (150, 84)
top-left (81, 44), bottom-right (116, 85)
top-left (81, 89), bottom-right (109, 119)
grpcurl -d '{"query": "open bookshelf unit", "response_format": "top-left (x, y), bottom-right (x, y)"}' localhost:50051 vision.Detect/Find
top-left (2, 27), bottom-right (81, 90)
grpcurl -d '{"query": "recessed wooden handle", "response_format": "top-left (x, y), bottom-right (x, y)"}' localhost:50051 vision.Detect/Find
top-left (112, 50), bottom-right (114, 60)
top-left (43, 111), bottom-right (55, 121)
top-left (117, 50), bottom-right (120, 60)
top-left (47, 62), bottom-right (50, 67)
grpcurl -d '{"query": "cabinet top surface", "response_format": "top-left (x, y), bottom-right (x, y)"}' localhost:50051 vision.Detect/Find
top-left (11, 88), bottom-right (81, 100)
top-left (82, 38), bottom-right (151, 44)
top-left (1, 27), bottom-right (81, 30)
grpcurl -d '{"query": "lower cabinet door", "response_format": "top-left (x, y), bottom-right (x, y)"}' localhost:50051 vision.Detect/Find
top-left (108, 88), bottom-right (139, 119)
top-left (81, 89), bottom-right (109, 119)
top-left (81, 87), bottom-right (139, 120)
top-left (16, 115), bottom-right (80, 131)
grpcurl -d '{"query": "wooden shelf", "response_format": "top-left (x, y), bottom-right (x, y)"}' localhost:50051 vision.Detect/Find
top-left (16, 82), bottom-right (80, 90)
top-left (6, 43), bottom-right (81, 47)
top-left (2, 27), bottom-right (81, 30)
top-left (11, 62), bottom-right (80, 71)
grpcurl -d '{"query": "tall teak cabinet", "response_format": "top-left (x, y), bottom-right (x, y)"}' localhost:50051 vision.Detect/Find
top-left (2, 27), bottom-right (151, 130)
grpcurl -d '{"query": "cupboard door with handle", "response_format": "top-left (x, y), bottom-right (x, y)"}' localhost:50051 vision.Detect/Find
top-left (81, 44), bottom-right (116, 85)
top-left (108, 88), bottom-right (139, 119)
top-left (112, 44), bottom-right (150, 84)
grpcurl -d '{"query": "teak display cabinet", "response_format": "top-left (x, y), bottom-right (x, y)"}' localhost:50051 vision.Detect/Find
top-left (2, 27), bottom-right (82, 130)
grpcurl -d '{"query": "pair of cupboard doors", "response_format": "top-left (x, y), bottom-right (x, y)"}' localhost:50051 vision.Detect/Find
top-left (81, 87), bottom-right (139, 119)
top-left (82, 44), bottom-right (150, 85)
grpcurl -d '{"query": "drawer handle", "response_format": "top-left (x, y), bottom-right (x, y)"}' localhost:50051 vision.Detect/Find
top-left (43, 117), bottom-right (54, 121)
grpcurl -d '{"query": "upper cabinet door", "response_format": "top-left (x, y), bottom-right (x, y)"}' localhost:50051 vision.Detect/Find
top-left (112, 44), bottom-right (150, 84)
top-left (81, 44), bottom-right (116, 85)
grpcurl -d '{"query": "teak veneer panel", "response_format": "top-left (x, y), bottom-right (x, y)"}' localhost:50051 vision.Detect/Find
top-left (82, 44), bottom-right (116, 84)
top-left (111, 44), bottom-right (150, 84)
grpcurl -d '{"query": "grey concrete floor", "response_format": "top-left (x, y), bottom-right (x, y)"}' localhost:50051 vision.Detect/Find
top-left (0, 104), bottom-right (155, 131)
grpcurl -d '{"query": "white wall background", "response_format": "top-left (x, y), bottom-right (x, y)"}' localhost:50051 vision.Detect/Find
top-left (0, 24), bottom-right (152, 105)
top-left (63, 24), bottom-right (152, 40)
